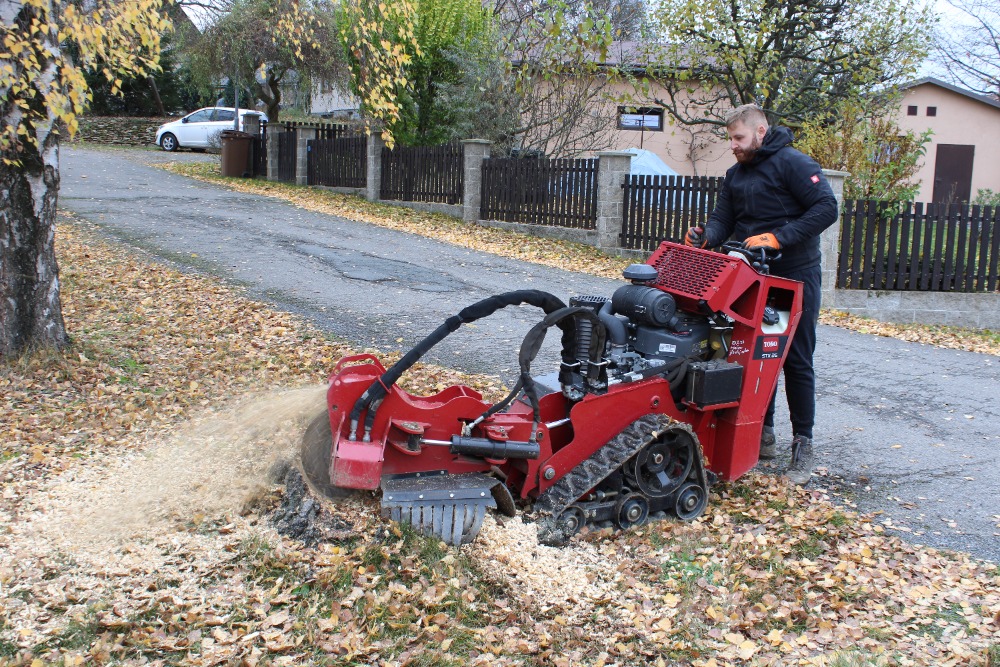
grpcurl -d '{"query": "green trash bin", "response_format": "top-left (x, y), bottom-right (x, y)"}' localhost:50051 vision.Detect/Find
top-left (220, 130), bottom-right (252, 177)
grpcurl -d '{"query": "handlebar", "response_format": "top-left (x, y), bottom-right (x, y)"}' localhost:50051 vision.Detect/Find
top-left (718, 241), bottom-right (781, 274)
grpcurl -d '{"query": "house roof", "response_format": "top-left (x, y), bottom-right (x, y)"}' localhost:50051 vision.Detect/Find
top-left (901, 77), bottom-right (1000, 111)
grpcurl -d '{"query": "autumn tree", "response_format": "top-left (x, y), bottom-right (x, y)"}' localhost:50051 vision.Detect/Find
top-left (300, 0), bottom-right (421, 147)
top-left (502, 2), bottom-right (626, 156)
top-left (795, 97), bottom-right (931, 201)
top-left (0, 0), bottom-right (168, 360)
top-left (932, 0), bottom-right (1000, 97)
top-left (188, 0), bottom-right (344, 121)
top-left (641, 0), bottom-right (934, 130)
top-left (393, 0), bottom-right (492, 146)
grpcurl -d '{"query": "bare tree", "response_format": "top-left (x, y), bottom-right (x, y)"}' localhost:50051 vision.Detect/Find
top-left (477, 0), bottom-right (639, 156)
top-left (642, 0), bottom-right (935, 130)
top-left (933, 0), bottom-right (1000, 97)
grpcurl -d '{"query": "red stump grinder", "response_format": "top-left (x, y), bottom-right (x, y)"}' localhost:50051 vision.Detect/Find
top-left (301, 241), bottom-right (803, 545)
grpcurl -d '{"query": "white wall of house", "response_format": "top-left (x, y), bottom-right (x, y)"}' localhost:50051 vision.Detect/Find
top-left (310, 80), bottom-right (361, 118)
top-left (896, 79), bottom-right (1000, 203)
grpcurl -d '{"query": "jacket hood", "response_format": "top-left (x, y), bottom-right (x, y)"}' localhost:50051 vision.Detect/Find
top-left (751, 126), bottom-right (795, 164)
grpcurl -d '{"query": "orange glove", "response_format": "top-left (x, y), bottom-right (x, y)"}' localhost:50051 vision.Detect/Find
top-left (684, 226), bottom-right (707, 248)
top-left (744, 233), bottom-right (780, 249)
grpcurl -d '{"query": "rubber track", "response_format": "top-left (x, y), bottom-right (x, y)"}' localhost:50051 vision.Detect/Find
top-left (534, 413), bottom-right (676, 544)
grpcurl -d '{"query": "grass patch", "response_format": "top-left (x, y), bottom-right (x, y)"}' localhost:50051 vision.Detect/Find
top-left (38, 606), bottom-right (101, 652)
top-left (865, 626), bottom-right (894, 642)
top-left (827, 649), bottom-right (888, 667)
top-left (234, 534), bottom-right (292, 585)
top-left (828, 510), bottom-right (850, 527)
top-left (0, 636), bottom-right (19, 658)
top-left (923, 602), bottom-right (972, 640)
top-left (728, 482), bottom-right (759, 502)
top-left (789, 531), bottom-right (828, 559)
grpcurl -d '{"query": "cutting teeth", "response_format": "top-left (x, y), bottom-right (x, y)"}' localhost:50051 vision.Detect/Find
top-left (380, 473), bottom-right (502, 546)
top-left (384, 500), bottom-right (491, 545)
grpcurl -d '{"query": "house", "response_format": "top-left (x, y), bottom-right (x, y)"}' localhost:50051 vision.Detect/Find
top-left (896, 77), bottom-right (1000, 203)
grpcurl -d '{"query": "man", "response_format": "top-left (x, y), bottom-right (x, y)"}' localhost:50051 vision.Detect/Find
top-left (685, 104), bottom-right (838, 485)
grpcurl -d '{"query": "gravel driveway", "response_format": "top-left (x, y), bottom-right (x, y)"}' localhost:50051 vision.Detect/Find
top-left (59, 145), bottom-right (1000, 563)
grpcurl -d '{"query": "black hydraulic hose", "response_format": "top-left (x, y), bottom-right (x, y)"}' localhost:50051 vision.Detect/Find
top-left (517, 306), bottom-right (606, 438)
top-left (349, 290), bottom-right (573, 440)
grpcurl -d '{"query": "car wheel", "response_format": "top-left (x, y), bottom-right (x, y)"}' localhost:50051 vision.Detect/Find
top-left (160, 133), bottom-right (179, 152)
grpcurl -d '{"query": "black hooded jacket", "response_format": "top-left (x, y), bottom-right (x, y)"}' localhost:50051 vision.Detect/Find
top-left (704, 126), bottom-right (838, 274)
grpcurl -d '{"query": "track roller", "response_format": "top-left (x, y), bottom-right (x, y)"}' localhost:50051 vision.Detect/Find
top-left (674, 482), bottom-right (708, 521)
top-left (615, 493), bottom-right (649, 529)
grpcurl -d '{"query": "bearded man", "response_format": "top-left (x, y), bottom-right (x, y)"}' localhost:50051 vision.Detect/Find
top-left (684, 104), bottom-right (838, 485)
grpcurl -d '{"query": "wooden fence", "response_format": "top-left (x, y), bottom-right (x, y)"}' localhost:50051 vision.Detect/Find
top-left (282, 121), bottom-right (354, 139)
top-left (307, 136), bottom-right (367, 188)
top-left (276, 129), bottom-right (296, 182)
top-left (250, 123), bottom-right (267, 178)
top-left (839, 200), bottom-right (1000, 293)
top-left (620, 175), bottom-right (724, 250)
top-left (380, 143), bottom-right (463, 204)
top-left (480, 157), bottom-right (598, 229)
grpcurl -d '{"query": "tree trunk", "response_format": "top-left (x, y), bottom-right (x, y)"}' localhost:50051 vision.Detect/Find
top-left (0, 129), bottom-right (69, 359)
top-left (147, 75), bottom-right (165, 116)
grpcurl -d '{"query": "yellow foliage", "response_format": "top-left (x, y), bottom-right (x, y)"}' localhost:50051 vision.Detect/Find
top-left (0, 0), bottom-right (169, 159)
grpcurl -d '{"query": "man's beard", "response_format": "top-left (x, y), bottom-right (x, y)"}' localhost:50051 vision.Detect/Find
top-left (733, 135), bottom-right (763, 163)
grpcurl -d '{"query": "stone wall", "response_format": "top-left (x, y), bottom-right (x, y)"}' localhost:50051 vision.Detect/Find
top-left (75, 116), bottom-right (172, 147)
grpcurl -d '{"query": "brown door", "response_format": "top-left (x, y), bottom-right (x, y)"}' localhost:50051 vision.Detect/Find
top-left (932, 144), bottom-right (974, 203)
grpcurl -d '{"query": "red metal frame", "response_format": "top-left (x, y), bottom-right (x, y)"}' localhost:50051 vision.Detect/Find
top-left (322, 242), bottom-right (803, 497)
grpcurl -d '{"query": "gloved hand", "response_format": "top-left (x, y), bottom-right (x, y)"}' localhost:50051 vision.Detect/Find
top-left (744, 233), bottom-right (780, 250)
top-left (684, 226), bottom-right (707, 248)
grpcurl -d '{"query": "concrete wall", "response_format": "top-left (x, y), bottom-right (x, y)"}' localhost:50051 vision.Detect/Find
top-left (76, 116), bottom-right (171, 146)
top-left (823, 289), bottom-right (1000, 329)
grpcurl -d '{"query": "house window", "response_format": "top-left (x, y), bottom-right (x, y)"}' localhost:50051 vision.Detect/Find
top-left (618, 107), bottom-right (664, 131)
top-left (927, 106), bottom-right (937, 117)
top-left (907, 105), bottom-right (918, 116)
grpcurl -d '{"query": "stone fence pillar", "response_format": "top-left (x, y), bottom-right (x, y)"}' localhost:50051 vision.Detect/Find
top-left (295, 127), bottom-right (317, 186)
top-left (820, 169), bottom-right (849, 308)
top-left (365, 133), bottom-right (385, 202)
top-left (266, 127), bottom-right (280, 181)
top-left (461, 139), bottom-right (490, 222)
top-left (595, 152), bottom-right (633, 250)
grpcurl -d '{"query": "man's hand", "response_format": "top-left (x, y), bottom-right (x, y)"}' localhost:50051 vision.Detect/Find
top-left (744, 233), bottom-right (780, 249)
top-left (684, 226), bottom-right (707, 248)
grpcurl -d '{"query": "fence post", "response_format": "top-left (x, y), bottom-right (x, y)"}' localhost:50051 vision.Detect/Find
top-left (461, 139), bottom-right (491, 222)
top-left (365, 133), bottom-right (385, 202)
top-left (821, 169), bottom-right (849, 307)
top-left (266, 127), bottom-right (280, 181)
top-left (596, 151), bottom-right (633, 250)
top-left (295, 127), bottom-right (317, 185)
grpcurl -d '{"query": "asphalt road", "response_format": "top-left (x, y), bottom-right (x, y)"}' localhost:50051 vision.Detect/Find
top-left (59, 146), bottom-right (1000, 563)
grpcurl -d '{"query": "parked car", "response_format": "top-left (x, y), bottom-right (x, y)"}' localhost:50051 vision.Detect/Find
top-left (155, 107), bottom-right (268, 152)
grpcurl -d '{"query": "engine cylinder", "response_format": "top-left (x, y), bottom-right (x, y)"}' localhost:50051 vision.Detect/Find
top-left (612, 285), bottom-right (676, 327)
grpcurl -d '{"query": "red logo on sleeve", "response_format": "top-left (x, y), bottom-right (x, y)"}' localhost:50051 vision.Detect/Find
top-left (810, 174), bottom-right (821, 184)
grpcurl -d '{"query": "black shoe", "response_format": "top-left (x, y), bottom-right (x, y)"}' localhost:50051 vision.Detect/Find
top-left (759, 426), bottom-right (777, 459)
top-left (785, 435), bottom-right (814, 485)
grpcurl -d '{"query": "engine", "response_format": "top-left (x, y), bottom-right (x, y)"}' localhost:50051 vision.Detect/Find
top-left (569, 263), bottom-right (719, 387)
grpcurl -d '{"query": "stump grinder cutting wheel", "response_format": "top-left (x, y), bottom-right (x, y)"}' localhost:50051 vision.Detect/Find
top-left (301, 241), bottom-right (803, 545)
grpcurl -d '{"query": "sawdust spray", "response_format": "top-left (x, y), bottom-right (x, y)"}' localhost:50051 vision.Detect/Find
top-left (24, 384), bottom-right (327, 553)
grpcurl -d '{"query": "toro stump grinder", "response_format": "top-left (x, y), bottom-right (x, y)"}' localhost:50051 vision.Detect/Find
top-left (301, 241), bottom-right (803, 545)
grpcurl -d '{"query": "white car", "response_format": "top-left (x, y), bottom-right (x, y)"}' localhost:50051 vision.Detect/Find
top-left (155, 107), bottom-right (268, 151)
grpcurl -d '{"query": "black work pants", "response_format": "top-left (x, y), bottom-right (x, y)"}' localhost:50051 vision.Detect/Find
top-left (764, 264), bottom-right (821, 439)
